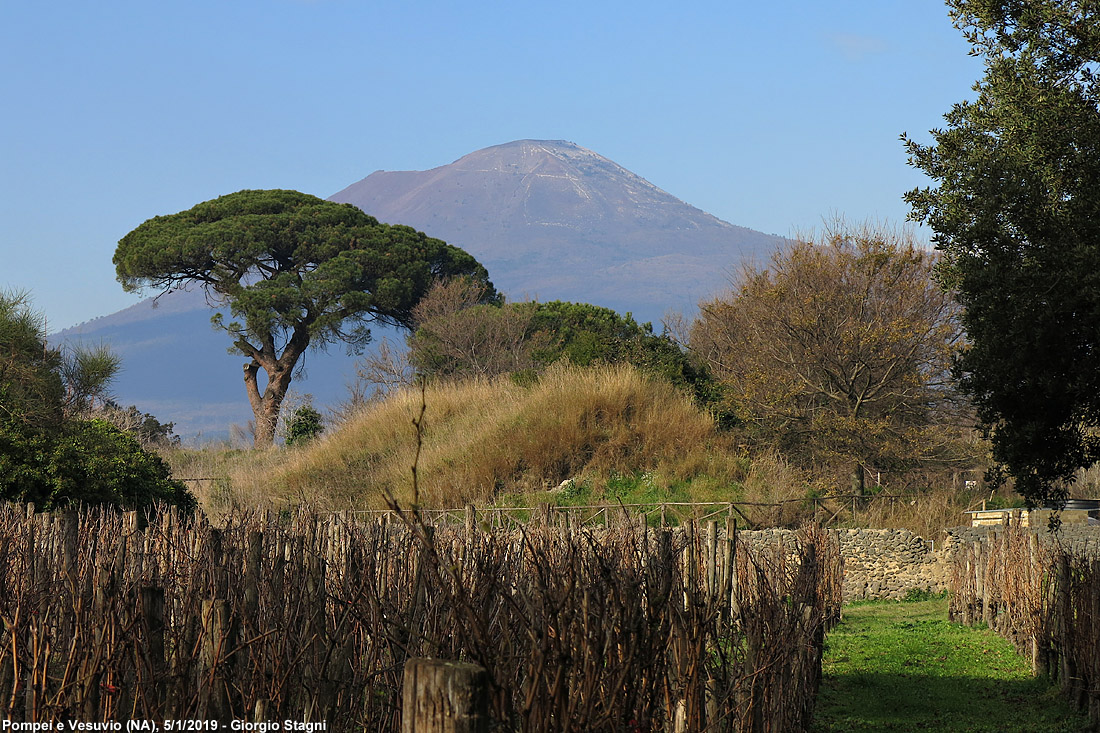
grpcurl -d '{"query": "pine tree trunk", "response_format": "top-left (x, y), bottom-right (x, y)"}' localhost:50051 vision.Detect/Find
top-left (243, 361), bottom-right (295, 448)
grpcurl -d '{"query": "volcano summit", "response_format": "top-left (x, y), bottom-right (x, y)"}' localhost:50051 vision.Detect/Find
top-left (331, 139), bottom-right (783, 322)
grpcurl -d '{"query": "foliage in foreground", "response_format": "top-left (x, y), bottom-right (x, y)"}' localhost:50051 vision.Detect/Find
top-left (0, 290), bottom-right (193, 512)
top-left (905, 2), bottom-right (1100, 506)
top-left (0, 506), bottom-right (840, 731)
top-left (814, 598), bottom-right (1087, 732)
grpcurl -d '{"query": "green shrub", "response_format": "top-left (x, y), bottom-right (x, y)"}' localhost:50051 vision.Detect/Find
top-left (0, 418), bottom-right (195, 512)
top-left (902, 587), bottom-right (949, 602)
top-left (286, 405), bottom-right (324, 447)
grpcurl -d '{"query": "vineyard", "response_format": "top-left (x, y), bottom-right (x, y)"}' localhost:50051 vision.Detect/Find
top-left (950, 526), bottom-right (1100, 725)
top-left (0, 504), bottom-right (842, 731)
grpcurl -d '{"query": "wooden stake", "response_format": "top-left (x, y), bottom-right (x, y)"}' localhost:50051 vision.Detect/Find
top-left (402, 658), bottom-right (489, 733)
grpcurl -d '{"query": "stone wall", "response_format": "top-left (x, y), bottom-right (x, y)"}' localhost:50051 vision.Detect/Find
top-left (740, 525), bottom-right (1100, 603)
top-left (831, 528), bottom-right (948, 601)
top-left (738, 527), bottom-right (949, 602)
top-left (946, 524), bottom-right (1100, 558)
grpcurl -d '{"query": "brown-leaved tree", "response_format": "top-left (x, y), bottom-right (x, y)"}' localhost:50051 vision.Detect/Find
top-left (690, 222), bottom-right (971, 493)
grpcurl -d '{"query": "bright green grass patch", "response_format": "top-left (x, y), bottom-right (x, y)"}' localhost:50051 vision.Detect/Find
top-left (812, 597), bottom-right (1089, 732)
top-left (494, 471), bottom-right (741, 524)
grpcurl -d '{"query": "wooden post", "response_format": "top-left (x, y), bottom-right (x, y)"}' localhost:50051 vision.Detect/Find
top-left (724, 518), bottom-right (738, 626)
top-left (141, 586), bottom-right (166, 685)
top-left (1091, 561), bottom-right (1100, 718)
top-left (402, 658), bottom-right (489, 732)
top-left (244, 530), bottom-right (263, 624)
top-left (1028, 534), bottom-right (1047, 675)
top-left (1057, 555), bottom-right (1073, 689)
top-left (982, 537), bottom-right (995, 628)
top-left (465, 504), bottom-right (477, 535)
top-left (672, 699), bottom-right (687, 733)
top-left (60, 510), bottom-right (78, 580)
top-left (200, 599), bottom-right (233, 721)
top-left (124, 508), bottom-right (148, 557)
top-left (961, 548), bottom-right (973, 626)
top-left (207, 528), bottom-right (227, 598)
top-left (705, 520), bottom-right (719, 602)
top-left (0, 618), bottom-right (10, 720)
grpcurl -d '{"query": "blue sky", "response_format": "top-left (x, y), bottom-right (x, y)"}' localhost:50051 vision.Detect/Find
top-left (1, 0), bottom-right (983, 330)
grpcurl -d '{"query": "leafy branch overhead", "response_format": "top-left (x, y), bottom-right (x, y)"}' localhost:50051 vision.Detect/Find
top-left (904, 1), bottom-right (1100, 506)
top-left (114, 189), bottom-right (495, 447)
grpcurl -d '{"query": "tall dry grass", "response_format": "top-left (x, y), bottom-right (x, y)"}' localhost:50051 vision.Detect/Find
top-left (234, 364), bottom-right (736, 509)
top-left (160, 364), bottom-right (994, 535)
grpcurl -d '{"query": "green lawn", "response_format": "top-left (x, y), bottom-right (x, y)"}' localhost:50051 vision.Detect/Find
top-left (812, 597), bottom-right (1090, 732)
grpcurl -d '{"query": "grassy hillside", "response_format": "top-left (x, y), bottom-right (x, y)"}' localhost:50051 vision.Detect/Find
top-left (164, 364), bottom-right (999, 535)
top-left (235, 364), bottom-right (743, 509)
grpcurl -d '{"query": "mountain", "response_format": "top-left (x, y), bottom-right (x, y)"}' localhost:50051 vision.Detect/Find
top-left (331, 140), bottom-right (782, 321)
top-left (57, 140), bottom-right (784, 438)
top-left (55, 287), bottom-right (366, 441)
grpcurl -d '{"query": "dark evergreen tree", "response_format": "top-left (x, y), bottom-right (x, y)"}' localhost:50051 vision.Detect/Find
top-left (115, 189), bottom-right (495, 446)
top-left (904, 1), bottom-right (1100, 505)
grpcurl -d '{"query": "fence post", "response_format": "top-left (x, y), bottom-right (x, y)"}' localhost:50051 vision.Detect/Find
top-left (465, 504), bottom-right (477, 535)
top-left (706, 520), bottom-right (719, 602)
top-left (141, 585), bottom-right (166, 711)
top-left (0, 617), bottom-right (10, 719)
top-left (725, 517), bottom-right (739, 625)
top-left (244, 530), bottom-right (263, 625)
top-left (402, 658), bottom-right (489, 732)
top-left (982, 536), bottom-right (995, 628)
top-left (1028, 534), bottom-right (1047, 676)
top-left (1056, 554), bottom-right (1073, 689)
top-left (200, 599), bottom-right (233, 721)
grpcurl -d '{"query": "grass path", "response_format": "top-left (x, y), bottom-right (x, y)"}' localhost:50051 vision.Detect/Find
top-left (811, 597), bottom-right (1090, 732)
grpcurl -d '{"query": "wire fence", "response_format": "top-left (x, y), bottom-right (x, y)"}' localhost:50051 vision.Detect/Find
top-left (333, 493), bottom-right (931, 531)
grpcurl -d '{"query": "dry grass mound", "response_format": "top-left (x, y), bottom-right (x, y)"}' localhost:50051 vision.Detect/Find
top-left (237, 364), bottom-right (733, 509)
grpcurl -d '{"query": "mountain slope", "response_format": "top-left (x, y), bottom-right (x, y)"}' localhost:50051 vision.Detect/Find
top-left (58, 140), bottom-right (783, 438)
top-left (331, 140), bottom-right (782, 321)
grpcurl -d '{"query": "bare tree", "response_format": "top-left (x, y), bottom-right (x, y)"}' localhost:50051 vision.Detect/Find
top-left (339, 339), bottom-right (417, 419)
top-left (407, 278), bottom-right (538, 379)
top-left (341, 279), bottom-right (535, 419)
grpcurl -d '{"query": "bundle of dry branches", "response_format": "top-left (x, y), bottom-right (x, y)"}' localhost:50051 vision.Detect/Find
top-left (949, 527), bottom-right (1100, 725)
top-left (0, 504), bottom-right (840, 731)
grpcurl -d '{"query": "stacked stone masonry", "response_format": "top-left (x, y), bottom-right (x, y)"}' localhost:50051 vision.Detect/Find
top-left (737, 528), bottom-right (949, 602)
top-left (946, 524), bottom-right (1100, 558)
